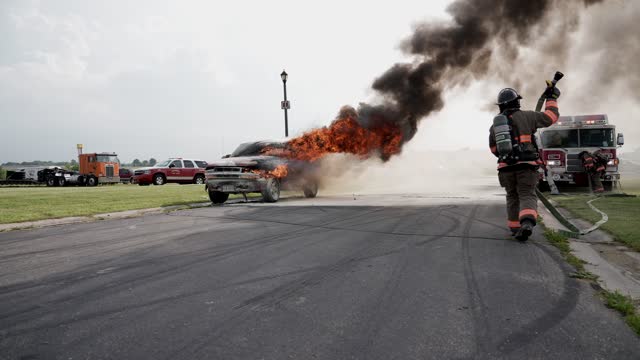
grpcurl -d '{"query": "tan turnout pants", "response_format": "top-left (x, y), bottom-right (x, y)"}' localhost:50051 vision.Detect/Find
top-left (498, 166), bottom-right (539, 230)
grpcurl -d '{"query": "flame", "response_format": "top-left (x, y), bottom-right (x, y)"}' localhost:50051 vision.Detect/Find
top-left (266, 106), bottom-right (403, 163)
top-left (252, 164), bottom-right (289, 179)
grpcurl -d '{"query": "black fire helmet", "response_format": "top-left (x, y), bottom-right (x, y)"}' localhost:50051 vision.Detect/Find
top-left (496, 88), bottom-right (523, 106)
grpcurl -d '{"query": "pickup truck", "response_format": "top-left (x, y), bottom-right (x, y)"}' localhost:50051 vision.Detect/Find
top-left (205, 141), bottom-right (319, 204)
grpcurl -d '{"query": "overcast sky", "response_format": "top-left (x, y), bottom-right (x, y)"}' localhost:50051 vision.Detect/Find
top-left (1, 0), bottom-right (637, 164)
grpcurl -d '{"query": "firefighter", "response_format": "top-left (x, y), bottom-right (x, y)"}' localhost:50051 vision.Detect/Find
top-left (489, 87), bottom-right (560, 241)
top-left (580, 151), bottom-right (607, 193)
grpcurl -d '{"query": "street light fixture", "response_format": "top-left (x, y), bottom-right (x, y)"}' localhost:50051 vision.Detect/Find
top-left (280, 70), bottom-right (289, 137)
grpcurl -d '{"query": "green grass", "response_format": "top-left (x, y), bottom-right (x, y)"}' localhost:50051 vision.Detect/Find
top-left (543, 226), bottom-right (640, 336)
top-left (0, 184), bottom-right (215, 224)
top-left (603, 290), bottom-right (640, 336)
top-left (543, 228), bottom-right (597, 280)
top-left (553, 193), bottom-right (640, 251)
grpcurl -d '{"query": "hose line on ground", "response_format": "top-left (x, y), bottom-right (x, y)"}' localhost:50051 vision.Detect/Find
top-left (581, 197), bottom-right (609, 235)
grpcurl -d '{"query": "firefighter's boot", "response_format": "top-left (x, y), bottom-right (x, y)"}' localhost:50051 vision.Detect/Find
top-left (515, 219), bottom-right (534, 242)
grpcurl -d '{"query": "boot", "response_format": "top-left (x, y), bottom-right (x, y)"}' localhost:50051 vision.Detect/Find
top-left (515, 219), bottom-right (534, 242)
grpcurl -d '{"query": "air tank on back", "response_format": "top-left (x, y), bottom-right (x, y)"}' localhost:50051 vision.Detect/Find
top-left (493, 114), bottom-right (512, 157)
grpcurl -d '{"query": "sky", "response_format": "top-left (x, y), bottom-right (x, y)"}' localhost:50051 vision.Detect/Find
top-left (1, 0), bottom-right (638, 164)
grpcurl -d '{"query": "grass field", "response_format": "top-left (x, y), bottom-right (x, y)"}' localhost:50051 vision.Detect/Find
top-left (553, 180), bottom-right (640, 251)
top-left (0, 184), bottom-right (216, 224)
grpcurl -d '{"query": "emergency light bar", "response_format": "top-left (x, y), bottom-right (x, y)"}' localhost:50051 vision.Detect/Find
top-left (555, 114), bottom-right (608, 126)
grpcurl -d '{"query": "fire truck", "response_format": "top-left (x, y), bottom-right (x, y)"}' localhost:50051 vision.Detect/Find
top-left (537, 114), bottom-right (624, 190)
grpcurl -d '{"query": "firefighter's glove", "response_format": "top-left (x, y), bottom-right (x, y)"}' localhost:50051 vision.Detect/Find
top-left (545, 86), bottom-right (561, 100)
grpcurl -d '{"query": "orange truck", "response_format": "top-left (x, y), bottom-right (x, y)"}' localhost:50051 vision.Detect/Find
top-left (41, 146), bottom-right (120, 186)
top-left (77, 152), bottom-right (120, 186)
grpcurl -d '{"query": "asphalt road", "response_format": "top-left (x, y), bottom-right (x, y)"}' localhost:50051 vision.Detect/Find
top-left (1, 193), bottom-right (639, 359)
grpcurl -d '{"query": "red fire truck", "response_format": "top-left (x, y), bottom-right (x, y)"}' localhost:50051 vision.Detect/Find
top-left (537, 114), bottom-right (624, 190)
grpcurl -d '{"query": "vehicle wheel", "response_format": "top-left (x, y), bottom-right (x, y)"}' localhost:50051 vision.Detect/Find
top-left (57, 176), bottom-right (66, 187)
top-left (129, 178), bottom-right (134, 184)
top-left (194, 174), bottom-right (205, 185)
top-left (46, 176), bottom-right (56, 187)
top-left (303, 180), bottom-right (318, 198)
top-left (86, 176), bottom-right (98, 187)
top-left (209, 191), bottom-right (229, 204)
top-left (261, 178), bottom-right (280, 203)
top-left (153, 174), bottom-right (166, 185)
top-left (602, 181), bottom-right (613, 192)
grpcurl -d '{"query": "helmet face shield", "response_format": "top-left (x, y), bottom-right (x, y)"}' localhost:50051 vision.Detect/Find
top-left (497, 88), bottom-right (523, 105)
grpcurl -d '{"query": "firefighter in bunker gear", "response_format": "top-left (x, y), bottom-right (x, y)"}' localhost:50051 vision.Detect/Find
top-left (489, 87), bottom-right (560, 241)
top-left (580, 151), bottom-right (607, 193)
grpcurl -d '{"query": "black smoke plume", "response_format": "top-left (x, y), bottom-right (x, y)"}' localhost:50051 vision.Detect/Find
top-left (358, 0), bottom-right (605, 144)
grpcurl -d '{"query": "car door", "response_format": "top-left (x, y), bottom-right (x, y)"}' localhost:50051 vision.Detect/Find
top-left (182, 160), bottom-right (197, 182)
top-left (168, 160), bottom-right (183, 181)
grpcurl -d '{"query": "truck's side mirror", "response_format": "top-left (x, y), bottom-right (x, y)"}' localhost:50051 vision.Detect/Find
top-left (222, 154), bottom-right (231, 159)
top-left (617, 133), bottom-right (624, 146)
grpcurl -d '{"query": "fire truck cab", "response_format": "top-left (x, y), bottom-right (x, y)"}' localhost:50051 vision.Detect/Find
top-left (537, 114), bottom-right (624, 189)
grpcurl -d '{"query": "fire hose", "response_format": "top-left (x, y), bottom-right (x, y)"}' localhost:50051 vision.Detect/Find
top-left (536, 71), bottom-right (564, 195)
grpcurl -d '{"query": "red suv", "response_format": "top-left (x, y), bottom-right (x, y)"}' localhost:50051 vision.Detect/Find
top-left (133, 158), bottom-right (207, 186)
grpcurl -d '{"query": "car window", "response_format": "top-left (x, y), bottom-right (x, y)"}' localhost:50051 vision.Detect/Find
top-left (195, 161), bottom-right (207, 168)
top-left (170, 160), bottom-right (183, 168)
top-left (183, 160), bottom-right (195, 168)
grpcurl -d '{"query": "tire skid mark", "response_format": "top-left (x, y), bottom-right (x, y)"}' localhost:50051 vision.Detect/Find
top-left (0, 226), bottom-right (319, 319)
top-left (1, 256), bottom-right (341, 339)
top-left (350, 207), bottom-right (461, 359)
top-left (491, 243), bottom-right (581, 356)
top-left (0, 223), bottom-right (326, 326)
top-left (170, 208), bottom-right (428, 359)
top-left (460, 205), bottom-right (493, 359)
top-left (444, 208), bottom-right (505, 232)
top-left (0, 217), bottom-right (309, 295)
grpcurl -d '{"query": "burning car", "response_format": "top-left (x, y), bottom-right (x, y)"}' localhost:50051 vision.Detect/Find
top-left (205, 141), bottom-right (319, 204)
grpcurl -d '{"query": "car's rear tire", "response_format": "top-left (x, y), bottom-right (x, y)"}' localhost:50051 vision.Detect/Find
top-left (209, 191), bottom-right (229, 204)
top-left (262, 178), bottom-right (280, 203)
top-left (194, 174), bottom-right (205, 185)
top-left (153, 173), bottom-right (166, 185)
top-left (129, 178), bottom-right (134, 184)
top-left (303, 180), bottom-right (318, 198)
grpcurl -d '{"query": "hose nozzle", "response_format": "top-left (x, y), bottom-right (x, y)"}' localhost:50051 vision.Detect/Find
top-left (551, 71), bottom-right (564, 86)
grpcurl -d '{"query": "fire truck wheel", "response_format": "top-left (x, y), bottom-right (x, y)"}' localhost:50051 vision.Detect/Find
top-left (57, 176), bottom-right (66, 187)
top-left (209, 191), bottom-right (229, 204)
top-left (194, 175), bottom-right (205, 185)
top-left (262, 178), bottom-right (280, 203)
top-left (153, 173), bottom-right (166, 185)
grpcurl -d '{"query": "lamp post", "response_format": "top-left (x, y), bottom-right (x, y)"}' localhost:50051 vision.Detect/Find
top-left (280, 70), bottom-right (289, 137)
